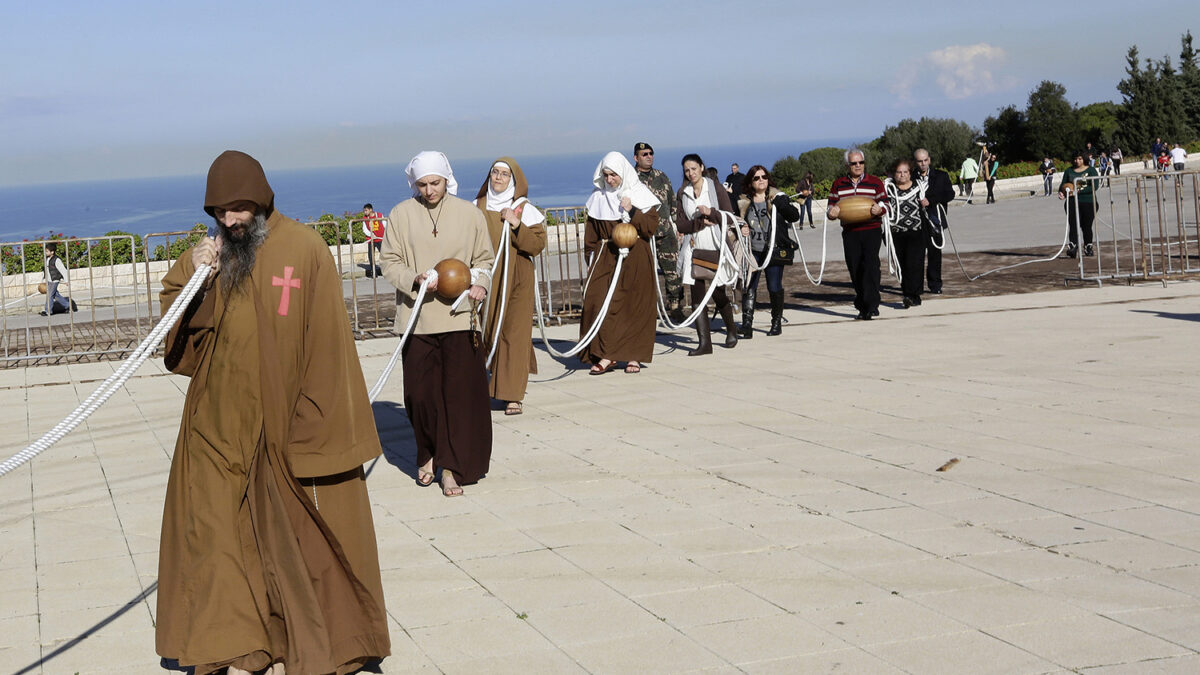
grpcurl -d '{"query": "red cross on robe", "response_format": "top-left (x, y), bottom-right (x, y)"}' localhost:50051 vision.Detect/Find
top-left (272, 266), bottom-right (301, 316)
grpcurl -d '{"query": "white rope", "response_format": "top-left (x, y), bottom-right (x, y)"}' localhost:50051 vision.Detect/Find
top-left (739, 201), bottom-right (778, 275)
top-left (484, 224), bottom-right (513, 368)
top-left (0, 263), bottom-right (212, 477)
top-left (790, 209), bottom-right (830, 285)
top-left (533, 244), bottom-right (628, 359)
top-left (881, 178), bottom-right (914, 284)
top-left (366, 277), bottom-right (432, 402)
top-left (651, 210), bottom-right (739, 331)
top-left (944, 185), bottom-right (1075, 281)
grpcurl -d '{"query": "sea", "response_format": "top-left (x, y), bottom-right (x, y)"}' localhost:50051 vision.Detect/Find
top-left (0, 138), bottom-right (860, 242)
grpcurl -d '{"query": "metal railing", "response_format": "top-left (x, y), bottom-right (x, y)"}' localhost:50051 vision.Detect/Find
top-left (1, 208), bottom-right (598, 366)
top-left (2, 234), bottom-right (144, 364)
top-left (1067, 170), bottom-right (1200, 284)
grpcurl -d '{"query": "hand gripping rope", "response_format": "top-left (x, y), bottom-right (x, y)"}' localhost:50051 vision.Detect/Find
top-left (532, 241), bottom-right (628, 359)
top-left (0, 262), bottom-right (213, 478)
top-left (650, 209), bottom-right (741, 331)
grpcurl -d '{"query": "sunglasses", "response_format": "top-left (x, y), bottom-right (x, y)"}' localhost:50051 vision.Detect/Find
top-left (849, 161), bottom-right (865, 166)
top-left (752, 175), bottom-right (768, 180)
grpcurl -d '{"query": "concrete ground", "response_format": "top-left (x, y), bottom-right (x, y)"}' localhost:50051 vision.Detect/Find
top-left (2, 275), bottom-right (1199, 673)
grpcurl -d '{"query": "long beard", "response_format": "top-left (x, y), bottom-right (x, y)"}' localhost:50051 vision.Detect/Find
top-left (217, 213), bottom-right (268, 295)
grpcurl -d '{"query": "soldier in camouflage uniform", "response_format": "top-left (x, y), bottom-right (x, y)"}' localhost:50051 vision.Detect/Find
top-left (633, 142), bottom-right (685, 324)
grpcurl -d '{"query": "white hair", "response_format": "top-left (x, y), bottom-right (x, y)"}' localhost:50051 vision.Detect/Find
top-left (844, 148), bottom-right (865, 165)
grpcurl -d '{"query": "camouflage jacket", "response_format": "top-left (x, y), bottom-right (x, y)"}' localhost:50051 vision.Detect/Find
top-left (637, 168), bottom-right (677, 234)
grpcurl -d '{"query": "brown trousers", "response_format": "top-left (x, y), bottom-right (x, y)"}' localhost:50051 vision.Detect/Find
top-left (402, 330), bottom-right (492, 484)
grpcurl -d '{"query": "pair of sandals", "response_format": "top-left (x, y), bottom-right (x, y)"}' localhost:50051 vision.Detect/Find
top-left (417, 467), bottom-right (462, 497)
top-left (589, 359), bottom-right (641, 375)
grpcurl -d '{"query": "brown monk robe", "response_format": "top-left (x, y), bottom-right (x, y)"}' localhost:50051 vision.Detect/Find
top-left (579, 208), bottom-right (659, 365)
top-left (157, 151), bottom-right (389, 674)
top-left (579, 151), bottom-right (661, 369)
top-left (474, 157), bottom-right (547, 405)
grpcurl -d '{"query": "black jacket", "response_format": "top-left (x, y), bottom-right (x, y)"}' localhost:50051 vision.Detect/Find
top-left (920, 168), bottom-right (955, 228)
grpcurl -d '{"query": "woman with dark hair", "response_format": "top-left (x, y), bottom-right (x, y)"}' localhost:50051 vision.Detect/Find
top-left (737, 165), bottom-right (799, 336)
top-left (795, 171), bottom-right (815, 227)
top-left (886, 159), bottom-right (929, 308)
top-left (1058, 150), bottom-right (1099, 258)
top-left (676, 153), bottom-right (738, 355)
top-left (984, 153), bottom-right (999, 204)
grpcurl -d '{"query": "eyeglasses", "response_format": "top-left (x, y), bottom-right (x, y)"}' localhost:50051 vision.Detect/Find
top-left (638, 151), bottom-right (654, 157)
top-left (849, 161), bottom-right (865, 166)
top-left (752, 175), bottom-right (768, 181)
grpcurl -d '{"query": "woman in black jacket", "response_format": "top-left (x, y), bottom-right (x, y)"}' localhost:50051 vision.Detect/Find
top-left (736, 165), bottom-right (800, 336)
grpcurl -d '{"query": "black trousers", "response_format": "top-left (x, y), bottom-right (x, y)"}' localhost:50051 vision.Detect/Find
top-left (925, 210), bottom-right (945, 293)
top-left (402, 330), bottom-right (492, 484)
top-left (1066, 200), bottom-right (1096, 248)
top-left (894, 230), bottom-right (926, 300)
top-left (842, 228), bottom-right (882, 314)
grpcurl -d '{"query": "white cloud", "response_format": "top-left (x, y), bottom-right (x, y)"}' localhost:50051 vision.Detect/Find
top-left (891, 43), bottom-right (1012, 103)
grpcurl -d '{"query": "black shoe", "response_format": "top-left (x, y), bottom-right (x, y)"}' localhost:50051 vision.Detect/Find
top-left (738, 324), bottom-right (754, 339)
top-left (929, 288), bottom-right (943, 295)
top-left (38, 311), bottom-right (47, 316)
top-left (668, 308), bottom-right (686, 325)
top-left (871, 309), bottom-right (879, 317)
top-left (902, 296), bottom-right (912, 309)
top-left (912, 296), bottom-right (922, 306)
top-left (1064, 245), bottom-right (1078, 259)
top-left (1084, 244), bottom-right (1094, 257)
top-left (767, 317), bottom-right (782, 335)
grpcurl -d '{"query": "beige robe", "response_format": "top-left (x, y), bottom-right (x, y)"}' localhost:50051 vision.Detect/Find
top-left (157, 211), bottom-right (389, 674)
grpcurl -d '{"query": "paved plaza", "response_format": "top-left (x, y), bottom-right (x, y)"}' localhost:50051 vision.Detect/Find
top-left (2, 274), bottom-right (1199, 673)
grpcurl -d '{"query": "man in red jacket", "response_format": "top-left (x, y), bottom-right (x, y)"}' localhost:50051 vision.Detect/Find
top-left (361, 203), bottom-right (385, 277)
top-left (827, 148), bottom-right (887, 320)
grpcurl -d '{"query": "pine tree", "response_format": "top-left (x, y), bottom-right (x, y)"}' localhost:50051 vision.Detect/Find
top-left (1178, 31), bottom-right (1200, 140)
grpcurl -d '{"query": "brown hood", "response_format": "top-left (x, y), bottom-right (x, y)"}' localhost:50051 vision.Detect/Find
top-left (203, 150), bottom-right (275, 216)
top-left (475, 156), bottom-right (529, 203)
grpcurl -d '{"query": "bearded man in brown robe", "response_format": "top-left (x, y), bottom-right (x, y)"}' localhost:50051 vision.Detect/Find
top-left (156, 150), bottom-right (390, 674)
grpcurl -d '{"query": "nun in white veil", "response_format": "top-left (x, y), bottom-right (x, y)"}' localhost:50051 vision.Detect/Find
top-left (579, 152), bottom-right (660, 375)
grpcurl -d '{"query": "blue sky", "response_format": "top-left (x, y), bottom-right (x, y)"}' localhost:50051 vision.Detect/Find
top-left (2, 0), bottom-right (1196, 186)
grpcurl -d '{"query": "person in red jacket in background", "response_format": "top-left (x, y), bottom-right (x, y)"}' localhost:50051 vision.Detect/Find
top-left (362, 203), bottom-right (385, 277)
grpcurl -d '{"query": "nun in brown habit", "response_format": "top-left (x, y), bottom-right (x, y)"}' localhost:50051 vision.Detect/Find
top-left (580, 151), bottom-right (661, 374)
top-left (474, 157), bottom-right (547, 415)
top-left (156, 151), bottom-right (389, 674)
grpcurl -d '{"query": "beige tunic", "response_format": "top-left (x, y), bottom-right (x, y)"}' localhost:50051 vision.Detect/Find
top-left (380, 195), bottom-right (494, 335)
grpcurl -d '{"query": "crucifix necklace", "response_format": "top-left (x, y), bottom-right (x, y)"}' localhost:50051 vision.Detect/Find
top-left (427, 201), bottom-right (444, 237)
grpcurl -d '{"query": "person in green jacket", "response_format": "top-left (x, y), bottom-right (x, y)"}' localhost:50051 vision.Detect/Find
top-left (1058, 150), bottom-right (1100, 258)
top-left (959, 155), bottom-right (979, 203)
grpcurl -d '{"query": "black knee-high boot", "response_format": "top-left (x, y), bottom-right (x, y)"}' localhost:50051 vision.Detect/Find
top-left (738, 290), bottom-right (755, 339)
top-left (768, 291), bottom-right (784, 336)
top-left (688, 284), bottom-right (712, 356)
top-left (716, 291), bottom-right (738, 349)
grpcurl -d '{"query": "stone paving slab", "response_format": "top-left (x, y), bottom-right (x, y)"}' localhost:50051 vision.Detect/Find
top-left (0, 280), bottom-right (1198, 673)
